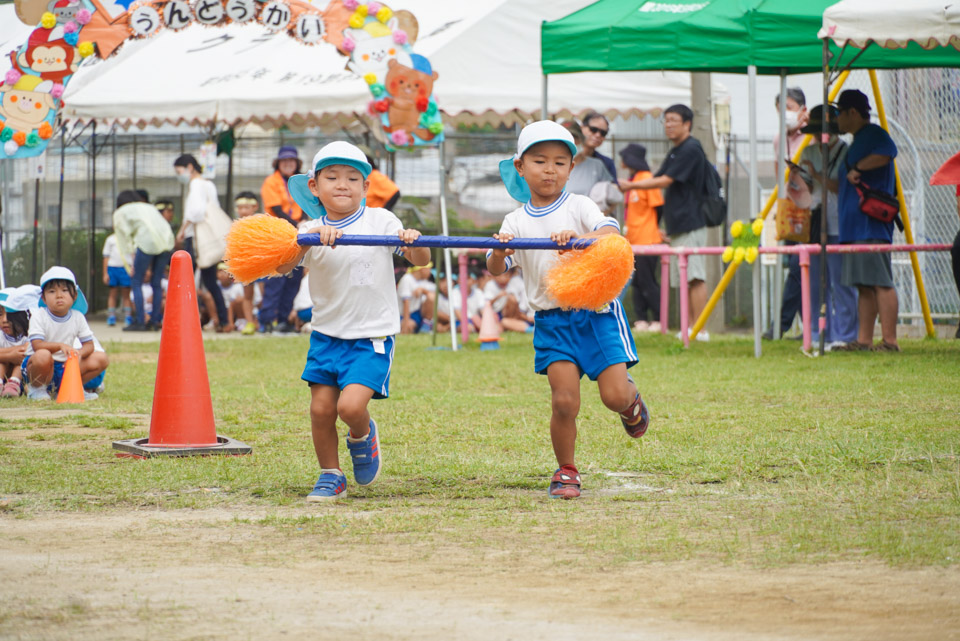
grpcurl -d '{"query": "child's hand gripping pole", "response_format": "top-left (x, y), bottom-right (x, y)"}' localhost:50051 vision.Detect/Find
top-left (223, 214), bottom-right (634, 310)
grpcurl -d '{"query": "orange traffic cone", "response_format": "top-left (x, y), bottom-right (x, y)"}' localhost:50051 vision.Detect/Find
top-left (113, 250), bottom-right (251, 458)
top-left (56, 351), bottom-right (85, 404)
top-left (478, 302), bottom-right (501, 351)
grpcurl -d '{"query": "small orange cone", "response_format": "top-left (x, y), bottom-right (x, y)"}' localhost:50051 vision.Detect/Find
top-left (478, 302), bottom-right (501, 351)
top-left (112, 250), bottom-right (251, 458)
top-left (56, 351), bottom-right (85, 404)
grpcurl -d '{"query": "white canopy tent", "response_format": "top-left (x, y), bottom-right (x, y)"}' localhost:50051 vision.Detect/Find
top-left (821, 0), bottom-right (960, 50)
top-left (52, 0), bottom-right (726, 129)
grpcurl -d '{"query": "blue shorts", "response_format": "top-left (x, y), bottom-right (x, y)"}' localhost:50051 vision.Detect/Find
top-left (21, 355), bottom-right (104, 391)
top-left (301, 331), bottom-right (395, 399)
top-left (533, 299), bottom-right (638, 381)
top-left (401, 309), bottom-right (423, 331)
top-left (297, 308), bottom-right (311, 323)
top-left (107, 266), bottom-right (131, 288)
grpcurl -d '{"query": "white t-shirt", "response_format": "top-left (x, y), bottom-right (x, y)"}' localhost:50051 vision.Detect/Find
top-left (491, 192), bottom-right (619, 312)
top-left (219, 282), bottom-right (244, 305)
top-left (102, 234), bottom-right (131, 268)
top-left (799, 141), bottom-right (848, 236)
top-left (0, 331), bottom-right (28, 349)
top-left (293, 275), bottom-right (311, 312)
top-left (26, 307), bottom-right (94, 363)
top-left (439, 285), bottom-right (485, 319)
top-left (299, 206), bottom-right (405, 339)
top-left (508, 274), bottom-right (530, 314)
top-left (396, 273), bottom-right (423, 315)
top-left (183, 178), bottom-right (218, 239)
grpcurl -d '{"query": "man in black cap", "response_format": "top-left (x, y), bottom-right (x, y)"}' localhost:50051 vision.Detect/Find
top-left (835, 89), bottom-right (899, 351)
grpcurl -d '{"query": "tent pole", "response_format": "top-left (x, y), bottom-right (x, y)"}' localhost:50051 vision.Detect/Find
top-left (438, 140), bottom-right (457, 351)
top-left (749, 65), bottom-right (761, 357)
top-left (819, 38), bottom-right (830, 355)
top-left (89, 121), bottom-right (97, 307)
top-left (57, 125), bottom-right (65, 264)
top-left (541, 74), bottom-right (548, 120)
top-left (774, 69), bottom-right (787, 342)
top-left (867, 69), bottom-right (935, 338)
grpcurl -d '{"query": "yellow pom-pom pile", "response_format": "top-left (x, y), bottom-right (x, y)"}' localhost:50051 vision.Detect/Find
top-left (223, 214), bottom-right (301, 284)
top-left (545, 235), bottom-right (634, 310)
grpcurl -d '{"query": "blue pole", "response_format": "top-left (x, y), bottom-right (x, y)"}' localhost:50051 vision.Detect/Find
top-left (295, 234), bottom-right (597, 250)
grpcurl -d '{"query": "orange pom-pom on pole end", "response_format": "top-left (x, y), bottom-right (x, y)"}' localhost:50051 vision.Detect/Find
top-left (545, 234), bottom-right (634, 310)
top-left (223, 214), bottom-right (301, 284)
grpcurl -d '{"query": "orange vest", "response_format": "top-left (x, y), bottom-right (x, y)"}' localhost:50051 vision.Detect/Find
top-left (624, 171), bottom-right (664, 245)
top-left (261, 171), bottom-right (303, 222)
top-left (365, 170), bottom-right (400, 209)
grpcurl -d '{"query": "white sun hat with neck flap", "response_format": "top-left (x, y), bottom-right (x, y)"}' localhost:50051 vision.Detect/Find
top-left (288, 141), bottom-right (373, 220)
top-left (499, 120), bottom-right (578, 202)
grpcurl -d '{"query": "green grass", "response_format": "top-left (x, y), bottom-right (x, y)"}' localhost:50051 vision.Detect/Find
top-left (1, 332), bottom-right (959, 567)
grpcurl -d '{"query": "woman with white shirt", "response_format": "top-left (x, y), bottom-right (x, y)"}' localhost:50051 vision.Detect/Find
top-left (173, 154), bottom-right (229, 331)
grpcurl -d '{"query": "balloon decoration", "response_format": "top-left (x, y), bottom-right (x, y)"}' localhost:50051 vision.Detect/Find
top-left (1, 0), bottom-right (443, 158)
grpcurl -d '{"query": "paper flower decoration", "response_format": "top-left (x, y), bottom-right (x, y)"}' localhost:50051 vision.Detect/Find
top-left (733, 247), bottom-right (745, 263)
top-left (348, 13), bottom-right (364, 28)
top-left (415, 96), bottom-right (428, 112)
top-left (39, 122), bottom-right (53, 139)
top-left (0, 128), bottom-right (12, 142)
top-left (63, 21), bottom-right (78, 33)
top-left (41, 11), bottom-right (56, 28)
top-left (377, 6), bottom-right (392, 22)
top-left (341, 36), bottom-right (355, 52)
top-left (78, 42), bottom-right (95, 57)
top-left (343, 0), bottom-right (358, 9)
top-left (427, 122), bottom-right (443, 135)
top-left (390, 130), bottom-right (409, 146)
top-left (745, 247), bottom-right (759, 264)
top-left (51, 84), bottom-right (64, 99)
top-left (721, 246), bottom-right (734, 263)
top-left (3, 141), bottom-right (18, 156)
top-left (367, 2), bottom-right (381, 15)
top-left (76, 8), bottom-right (91, 24)
top-left (363, 72), bottom-right (376, 85)
top-left (730, 220), bottom-right (743, 238)
top-left (25, 132), bottom-right (41, 147)
top-left (425, 100), bottom-right (438, 117)
top-left (367, 100), bottom-right (379, 116)
top-left (373, 99), bottom-right (389, 113)
top-left (12, 131), bottom-right (26, 146)
top-left (751, 218), bottom-right (764, 236)
top-left (370, 83), bottom-right (385, 97)
top-left (5, 69), bottom-right (22, 86)
top-left (65, 32), bottom-right (78, 45)
top-left (392, 29), bottom-right (406, 44)
top-left (355, 4), bottom-right (368, 17)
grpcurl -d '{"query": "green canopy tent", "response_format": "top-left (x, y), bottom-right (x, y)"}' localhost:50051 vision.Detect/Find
top-left (541, 0), bottom-right (956, 353)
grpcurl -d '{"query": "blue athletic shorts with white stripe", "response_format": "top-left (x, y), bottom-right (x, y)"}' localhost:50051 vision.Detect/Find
top-left (301, 331), bottom-right (395, 399)
top-left (533, 300), bottom-right (638, 381)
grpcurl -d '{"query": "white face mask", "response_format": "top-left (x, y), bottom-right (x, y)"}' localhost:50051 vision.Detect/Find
top-left (176, 172), bottom-right (192, 185)
top-left (784, 110), bottom-right (799, 129)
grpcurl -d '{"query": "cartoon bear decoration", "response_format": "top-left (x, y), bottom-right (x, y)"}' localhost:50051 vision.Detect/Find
top-left (383, 55), bottom-right (437, 143)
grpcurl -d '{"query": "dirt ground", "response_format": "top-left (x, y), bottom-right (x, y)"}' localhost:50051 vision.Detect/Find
top-left (2, 508), bottom-right (959, 641)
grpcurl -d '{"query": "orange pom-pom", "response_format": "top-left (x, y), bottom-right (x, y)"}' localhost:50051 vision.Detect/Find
top-left (545, 234), bottom-right (634, 310)
top-left (223, 214), bottom-right (301, 284)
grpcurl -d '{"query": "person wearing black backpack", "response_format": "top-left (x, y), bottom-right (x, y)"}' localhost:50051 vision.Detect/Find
top-left (618, 104), bottom-right (713, 341)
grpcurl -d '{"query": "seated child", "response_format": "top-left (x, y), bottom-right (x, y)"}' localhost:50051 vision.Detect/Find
top-left (23, 267), bottom-right (109, 401)
top-left (487, 120), bottom-right (650, 500)
top-left (397, 263), bottom-right (435, 334)
top-left (437, 273), bottom-right (485, 333)
top-left (101, 232), bottom-right (133, 327)
top-left (216, 263), bottom-right (245, 332)
top-left (0, 285), bottom-right (40, 398)
top-left (279, 141), bottom-right (431, 501)
top-left (483, 268), bottom-right (532, 332)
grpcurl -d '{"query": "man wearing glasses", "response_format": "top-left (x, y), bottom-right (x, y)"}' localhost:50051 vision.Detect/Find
top-left (618, 104), bottom-right (711, 341)
top-left (579, 113), bottom-right (618, 179)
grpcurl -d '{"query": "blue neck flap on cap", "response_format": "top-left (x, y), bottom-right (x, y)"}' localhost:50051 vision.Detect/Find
top-left (288, 158), bottom-right (373, 220)
top-left (38, 286), bottom-right (88, 315)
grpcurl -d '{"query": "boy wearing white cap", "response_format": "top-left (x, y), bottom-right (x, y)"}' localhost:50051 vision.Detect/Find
top-left (278, 141), bottom-right (431, 502)
top-left (23, 267), bottom-right (108, 401)
top-left (488, 121), bottom-right (650, 500)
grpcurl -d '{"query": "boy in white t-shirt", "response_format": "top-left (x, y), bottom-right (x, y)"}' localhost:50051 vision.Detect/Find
top-left (278, 141), bottom-right (430, 502)
top-left (101, 233), bottom-right (133, 327)
top-left (487, 121), bottom-right (649, 500)
top-left (23, 267), bottom-right (109, 401)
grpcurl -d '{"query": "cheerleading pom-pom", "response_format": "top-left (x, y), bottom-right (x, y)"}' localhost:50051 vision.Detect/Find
top-left (223, 214), bottom-right (300, 284)
top-left (545, 234), bottom-right (634, 310)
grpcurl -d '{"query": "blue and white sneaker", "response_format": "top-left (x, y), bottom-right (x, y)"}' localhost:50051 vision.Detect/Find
top-left (26, 384), bottom-right (50, 401)
top-left (306, 469), bottom-right (347, 502)
top-left (346, 419), bottom-right (382, 486)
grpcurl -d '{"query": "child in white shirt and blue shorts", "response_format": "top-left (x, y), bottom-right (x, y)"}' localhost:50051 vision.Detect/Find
top-left (488, 121), bottom-right (651, 500)
top-left (278, 141), bottom-right (431, 502)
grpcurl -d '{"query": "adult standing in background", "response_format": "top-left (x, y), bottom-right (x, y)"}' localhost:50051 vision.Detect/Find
top-left (619, 104), bottom-right (710, 341)
top-left (620, 144), bottom-right (664, 332)
top-left (579, 112), bottom-right (618, 179)
top-left (113, 190), bottom-right (175, 332)
top-left (174, 153), bottom-right (229, 332)
top-left (562, 121), bottom-right (612, 198)
top-left (359, 145), bottom-right (401, 210)
top-left (835, 89), bottom-right (900, 352)
top-left (259, 145), bottom-right (304, 334)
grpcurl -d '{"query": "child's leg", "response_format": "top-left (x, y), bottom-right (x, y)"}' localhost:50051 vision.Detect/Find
top-left (337, 383), bottom-right (375, 439)
top-left (80, 351), bottom-right (109, 384)
top-left (25, 350), bottom-right (55, 387)
top-left (242, 285), bottom-right (257, 326)
top-left (546, 361), bottom-right (582, 467)
top-left (310, 384), bottom-right (341, 469)
top-left (120, 287), bottom-right (132, 323)
top-left (595, 363), bottom-right (638, 413)
top-left (107, 285), bottom-right (118, 313)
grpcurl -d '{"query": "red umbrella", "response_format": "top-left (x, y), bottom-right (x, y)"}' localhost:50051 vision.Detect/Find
top-left (930, 150), bottom-right (960, 185)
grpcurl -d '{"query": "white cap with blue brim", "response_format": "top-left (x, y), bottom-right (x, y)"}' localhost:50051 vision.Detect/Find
top-left (0, 284), bottom-right (42, 312)
top-left (499, 120), bottom-right (578, 202)
top-left (288, 141), bottom-right (373, 220)
top-left (38, 266), bottom-right (88, 315)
